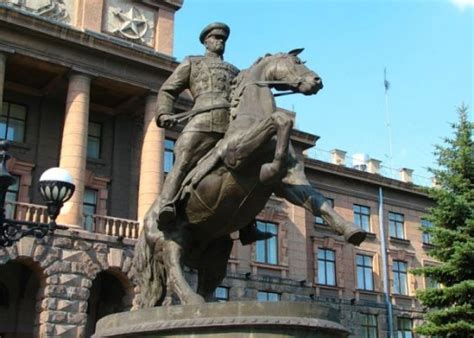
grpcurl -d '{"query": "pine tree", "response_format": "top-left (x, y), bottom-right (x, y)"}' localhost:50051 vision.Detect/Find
top-left (413, 105), bottom-right (474, 337)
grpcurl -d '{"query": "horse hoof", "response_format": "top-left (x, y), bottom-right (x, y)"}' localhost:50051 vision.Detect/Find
top-left (184, 294), bottom-right (205, 305)
top-left (345, 228), bottom-right (367, 246)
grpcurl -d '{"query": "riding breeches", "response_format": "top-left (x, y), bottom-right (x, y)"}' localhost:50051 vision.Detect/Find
top-left (159, 131), bottom-right (223, 208)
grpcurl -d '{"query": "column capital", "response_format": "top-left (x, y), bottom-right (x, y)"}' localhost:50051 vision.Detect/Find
top-left (68, 66), bottom-right (98, 80)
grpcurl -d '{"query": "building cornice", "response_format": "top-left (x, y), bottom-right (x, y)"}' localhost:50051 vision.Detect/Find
top-left (139, 0), bottom-right (184, 11)
top-left (290, 129), bottom-right (319, 151)
top-left (304, 157), bottom-right (429, 198)
top-left (0, 5), bottom-right (179, 88)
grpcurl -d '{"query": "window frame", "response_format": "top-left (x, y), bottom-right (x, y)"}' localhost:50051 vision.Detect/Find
top-left (356, 254), bottom-right (374, 291)
top-left (354, 204), bottom-right (371, 232)
top-left (360, 313), bottom-right (378, 338)
top-left (1, 101), bottom-right (27, 143)
top-left (392, 260), bottom-right (408, 295)
top-left (396, 317), bottom-right (413, 338)
top-left (214, 286), bottom-right (229, 302)
top-left (83, 188), bottom-right (98, 231)
top-left (257, 290), bottom-right (280, 302)
top-left (317, 248), bottom-right (337, 286)
top-left (164, 138), bottom-right (176, 174)
top-left (255, 220), bottom-right (278, 265)
top-left (421, 219), bottom-right (433, 245)
top-left (87, 121), bottom-right (103, 159)
top-left (389, 212), bottom-right (405, 239)
top-left (4, 174), bottom-right (20, 219)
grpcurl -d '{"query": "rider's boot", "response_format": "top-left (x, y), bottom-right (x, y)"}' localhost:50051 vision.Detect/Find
top-left (240, 222), bottom-right (275, 246)
top-left (319, 201), bottom-right (367, 246)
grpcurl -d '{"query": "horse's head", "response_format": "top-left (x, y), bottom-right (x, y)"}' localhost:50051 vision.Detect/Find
top-left (265, 48), bottom-right (323, 95)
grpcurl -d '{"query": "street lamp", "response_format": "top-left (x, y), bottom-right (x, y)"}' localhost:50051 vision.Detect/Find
top-left (0, 141), bottom-right (75, 247)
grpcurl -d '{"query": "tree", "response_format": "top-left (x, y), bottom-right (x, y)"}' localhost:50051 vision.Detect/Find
top-left (413, 105), bottom-right (474, 337)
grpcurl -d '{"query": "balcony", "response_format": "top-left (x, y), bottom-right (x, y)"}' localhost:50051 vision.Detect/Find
top-left (6, 201), bottom-right (139, 239)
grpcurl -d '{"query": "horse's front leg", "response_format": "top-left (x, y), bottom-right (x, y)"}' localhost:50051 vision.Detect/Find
top-left (259, 111), bottom-right (293, 184)
top-left (220, 111), bottom-right (292, 182)
top-left (275, 152), bottom-right (367, 246)
top-left (163, 239), bottom-right (205, 305)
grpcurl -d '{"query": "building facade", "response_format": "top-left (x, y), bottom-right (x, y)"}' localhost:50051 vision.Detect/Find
top-left (0, 1), bottom-right (435, 337)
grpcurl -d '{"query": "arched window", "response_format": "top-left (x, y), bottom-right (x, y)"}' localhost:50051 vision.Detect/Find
top-left (86, 271), bottom-right (131, 337)
top-left (0, 261), bottom-right (41, 336)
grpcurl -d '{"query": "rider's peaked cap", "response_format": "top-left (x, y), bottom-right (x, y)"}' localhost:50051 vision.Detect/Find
top-left (199, 22), bottom-right (230, 44)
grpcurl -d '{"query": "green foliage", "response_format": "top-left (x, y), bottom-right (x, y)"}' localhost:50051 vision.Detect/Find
top-left (414, 105), bottom-right (474, 337)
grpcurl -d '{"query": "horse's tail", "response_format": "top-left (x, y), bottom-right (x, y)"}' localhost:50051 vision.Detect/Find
top-left (131, 212), bottom-right (167, 310)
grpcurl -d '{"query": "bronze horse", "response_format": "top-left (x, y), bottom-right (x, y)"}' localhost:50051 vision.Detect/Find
top-left (132, 49), bottom-right (366, 308)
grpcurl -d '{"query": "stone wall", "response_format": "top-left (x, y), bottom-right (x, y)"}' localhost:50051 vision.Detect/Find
top-left (0, 230), bottom-right (135, 337)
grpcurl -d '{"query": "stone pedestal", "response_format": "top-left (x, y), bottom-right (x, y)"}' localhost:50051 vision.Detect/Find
top-left (93, 301), bottom-right (350, 338)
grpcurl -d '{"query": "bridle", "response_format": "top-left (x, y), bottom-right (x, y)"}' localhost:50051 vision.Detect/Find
top-left (235, 57), bottom-right (316, 98)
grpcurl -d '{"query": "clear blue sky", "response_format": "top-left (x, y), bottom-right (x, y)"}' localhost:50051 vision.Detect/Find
top-left (172, 0), bottom-right (473, 183)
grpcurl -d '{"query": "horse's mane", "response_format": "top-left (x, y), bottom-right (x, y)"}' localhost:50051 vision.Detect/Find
top-left (230, 53), bottom-right (276, 110)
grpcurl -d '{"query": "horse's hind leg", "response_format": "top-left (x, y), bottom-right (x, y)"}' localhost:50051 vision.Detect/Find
top-left (163, 239), bottom-right (205, 305)
top-left (196, 236), bottom-right (233, 301)
top-left (275, 151), bottom-right (367, 246)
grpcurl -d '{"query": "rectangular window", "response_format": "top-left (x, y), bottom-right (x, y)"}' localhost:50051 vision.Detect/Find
top-left (87, 122), bottom-right (102, 159)
top-left (422, 219), bottom-right (433, 245)
top-left (393, 260), bottom-right (408, 295)
top-left (315, 198), bottom-right (334, 225)
top-left (354, 204), bottom-right (371, 232)
top-left (1, 102), bottom-right (26, 142)
top-left (256, 221), bottom-right (278, 265)
top-left (389, 212), bottom-right (405, 239)
top-left (356, 254), bottom-right (374, 291)
top-left (4, 175), bottom-right (20, 219)
top-left (83, 188), bottom-right (98, 231)
top-left (164, 138), bottom-right (175, 174)
top-left (214, 286), bottom-right (229, 302)
top-left (317, 248), bottom-right (336, 286)
top-left (257, 291), bottom-right (280, 302)
top-left (425, 276), bottom-right (440, 289)
top-left (361, 314), bottom-right (378, 338)
top-left (396, 318), bottom-right (413, 338)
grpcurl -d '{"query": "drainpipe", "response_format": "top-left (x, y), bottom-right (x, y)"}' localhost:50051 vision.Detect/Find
top-left (378, 187), bottom-right (394, 337)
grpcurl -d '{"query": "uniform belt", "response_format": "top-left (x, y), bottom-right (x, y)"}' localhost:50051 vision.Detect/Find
top-left (174, 102), bottom-right (230, 123)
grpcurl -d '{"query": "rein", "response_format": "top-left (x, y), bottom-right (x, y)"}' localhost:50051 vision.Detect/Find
top-left (235, 80), bottom-right (301, 100)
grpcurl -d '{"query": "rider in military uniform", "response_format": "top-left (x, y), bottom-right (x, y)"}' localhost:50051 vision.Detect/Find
top-left (155, 22), bottom-right (272, 244)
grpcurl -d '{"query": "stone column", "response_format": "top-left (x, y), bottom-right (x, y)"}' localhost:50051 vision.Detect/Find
top-left (57, 73), bottom-right (91, 228)
top-left (137, 94), bottom-right (164, 224)
top-left (0, 53), bottom-right (7, 110)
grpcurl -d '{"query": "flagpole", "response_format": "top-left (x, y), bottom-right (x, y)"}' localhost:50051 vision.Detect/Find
top-left (384, 68), bottom-right (394, 176)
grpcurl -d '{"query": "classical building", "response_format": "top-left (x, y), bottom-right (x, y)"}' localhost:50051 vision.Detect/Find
top-left (0, 1), bottom-right (435, 337)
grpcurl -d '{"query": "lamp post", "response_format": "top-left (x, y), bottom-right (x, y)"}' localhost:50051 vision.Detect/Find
top-left (0, 141), bottom-right (75, 247)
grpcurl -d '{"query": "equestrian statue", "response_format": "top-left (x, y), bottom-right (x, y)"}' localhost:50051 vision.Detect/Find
top-left (132, 23), bottom-right (367, 309)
